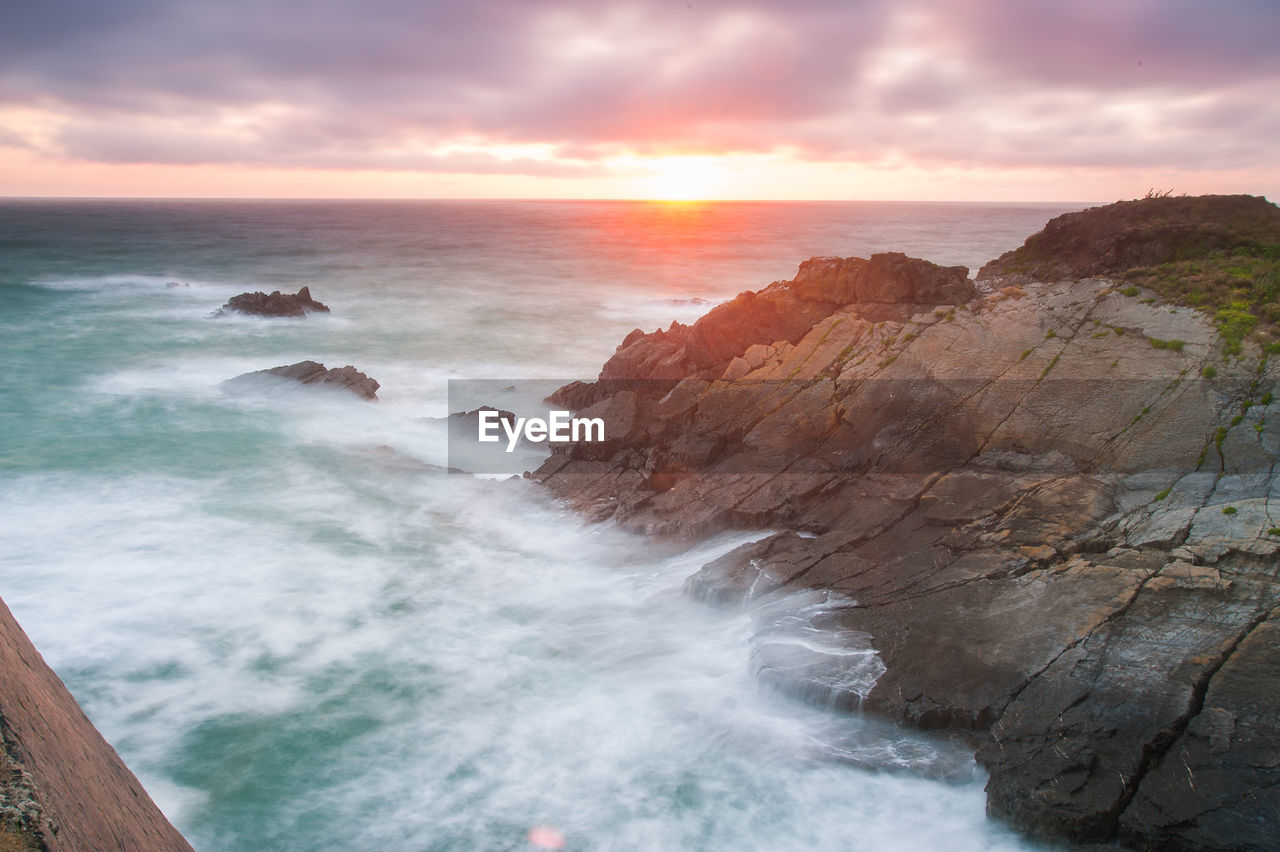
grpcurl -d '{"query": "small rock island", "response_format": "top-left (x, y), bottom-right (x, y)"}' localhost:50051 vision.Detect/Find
top-left (217, 286), bottom-right (330, 318)
top-left (225, 360), bottom-right (381, 400)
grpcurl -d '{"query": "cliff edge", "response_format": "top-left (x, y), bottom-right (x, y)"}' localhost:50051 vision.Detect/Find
top-left (0, 598), bottom-right (193, 851)
top-left (535, 195), bottom-right (1280, 849)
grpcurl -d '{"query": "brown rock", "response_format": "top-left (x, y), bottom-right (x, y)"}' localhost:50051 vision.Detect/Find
top-left (0, 597), bottom-right (194, 851)
top-left (217, 286), bottom-right (330, 318)
top-left (976, 194), bottom-right (1280, 285)
top-left (225, 360), bottom-right (380, 400)
top-left (535, 200), bottom-right (1280, 849)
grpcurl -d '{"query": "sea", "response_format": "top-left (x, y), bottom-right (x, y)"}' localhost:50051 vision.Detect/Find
top-left (0, 199), bottom-right (1085, 851)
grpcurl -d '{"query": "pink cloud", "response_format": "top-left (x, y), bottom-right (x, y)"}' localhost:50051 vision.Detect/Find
top-left (0, 0), bottom-right (1277, 184)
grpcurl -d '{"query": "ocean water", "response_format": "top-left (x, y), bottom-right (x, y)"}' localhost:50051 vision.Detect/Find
top-left (0, 199), bottom-right (1082, 851)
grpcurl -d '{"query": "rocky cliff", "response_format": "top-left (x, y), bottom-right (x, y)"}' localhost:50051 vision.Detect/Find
top-left (0, 598), bottom-right (194, 851)
top-left (535, 196), bottom-right (1280, 850)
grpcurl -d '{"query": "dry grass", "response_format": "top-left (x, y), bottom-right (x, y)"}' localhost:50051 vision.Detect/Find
top-left (0, 823), bottom-right (41, 852)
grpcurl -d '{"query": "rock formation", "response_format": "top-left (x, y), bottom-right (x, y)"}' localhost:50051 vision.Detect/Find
top-left (225, 360), bottom-right (380, 400)
top-left (0, 598), bottom-right (194, 851)
top-left (978, 193), bottom-right (1280, 286)
top-left (217, 286), bottom-right (330, 317)
top-left (535, 196), bottom-right (1280, 849)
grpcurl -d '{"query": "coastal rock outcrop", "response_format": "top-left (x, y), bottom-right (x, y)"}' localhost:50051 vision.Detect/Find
top-left (535, 196), bottom-right (1280, 850)
top-left (225, 360), bottom-right (380, 400)
top-left (977, 193), bottom-right (1280, 286)
top-left (0, 597), bottom-right (194, 851)
top-left (551, 252), bottom-right (972, 411)
top-left (217, 286), bottom-right (330, 317)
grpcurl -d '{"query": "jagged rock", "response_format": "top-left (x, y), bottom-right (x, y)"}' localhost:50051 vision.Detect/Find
top-left (446, 407), bottom-right (517, 432)
top-left (217, 286), bottom-right (330, 317)
top-left (226, 360), bottom-right (379, 400)
top-left (548, 253), bottom-right (972, 410)
top-left (535, 199), bottom-right (1280, 850)
top-left (0, 598), bottom-right (195, 851)
top-left (444, 406), bottom-right (519, 451)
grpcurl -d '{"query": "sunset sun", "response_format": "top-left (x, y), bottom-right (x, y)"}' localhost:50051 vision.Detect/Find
top-left (646, 155), bottom-right (724, 201)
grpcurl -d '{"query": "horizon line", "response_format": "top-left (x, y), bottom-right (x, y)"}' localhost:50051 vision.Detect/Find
top-left (0, 194), bottom-right (1111, 205)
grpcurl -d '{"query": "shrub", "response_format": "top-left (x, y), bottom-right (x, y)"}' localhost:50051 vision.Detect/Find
top-left (1217, 300), bottom-right (1259, 355)
top-left (1222, 506), bottom-right (1238, 516)
top-left (1202, 366), bottom-right (1218, 378)
top-left (1153, 486), bottom-right (1172, 501)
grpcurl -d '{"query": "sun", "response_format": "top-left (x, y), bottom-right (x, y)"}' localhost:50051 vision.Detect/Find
top-left (645, 155), bottom-right (723, 201)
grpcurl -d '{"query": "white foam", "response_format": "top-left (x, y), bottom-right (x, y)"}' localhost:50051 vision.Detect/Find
top-left (0, 200), bottom-right (1072, 850)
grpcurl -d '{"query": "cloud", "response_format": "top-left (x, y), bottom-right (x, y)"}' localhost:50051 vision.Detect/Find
top-left (926, 0), bottom-right (1280, 90)
top-left (0, 0), bottom-right (1277, 180)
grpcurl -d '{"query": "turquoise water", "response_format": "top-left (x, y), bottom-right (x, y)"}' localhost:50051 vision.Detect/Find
top-left (0, 200), bottom-right (1078, 851)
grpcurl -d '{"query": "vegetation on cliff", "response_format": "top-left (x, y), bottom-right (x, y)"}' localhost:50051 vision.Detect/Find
top-left (977, 194), bottom-right (1280, 355)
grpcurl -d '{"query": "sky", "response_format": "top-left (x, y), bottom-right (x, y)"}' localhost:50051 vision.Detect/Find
top-left (0, 0), bottom-right (1277, 201)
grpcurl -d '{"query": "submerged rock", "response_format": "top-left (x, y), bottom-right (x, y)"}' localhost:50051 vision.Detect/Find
top-left (534, 197), bottom-right (1280, 850)
top-left (217, 286), bottom-right (330, 317)
top-left (226, 360), bottom-right (380, 400)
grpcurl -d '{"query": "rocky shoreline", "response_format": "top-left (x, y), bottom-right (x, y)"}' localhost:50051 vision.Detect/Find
top-left (535, 195), bottom-right (1280, 849)
top-left (0, 194), bottom-right (1274, 850)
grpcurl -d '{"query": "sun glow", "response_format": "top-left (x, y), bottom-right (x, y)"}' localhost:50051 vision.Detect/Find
top-left (645, 155), bottom-right (724, 201)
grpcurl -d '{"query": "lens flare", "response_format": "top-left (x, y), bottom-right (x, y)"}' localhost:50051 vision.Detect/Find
top-left (527, 825), bottom-right (566, 848)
